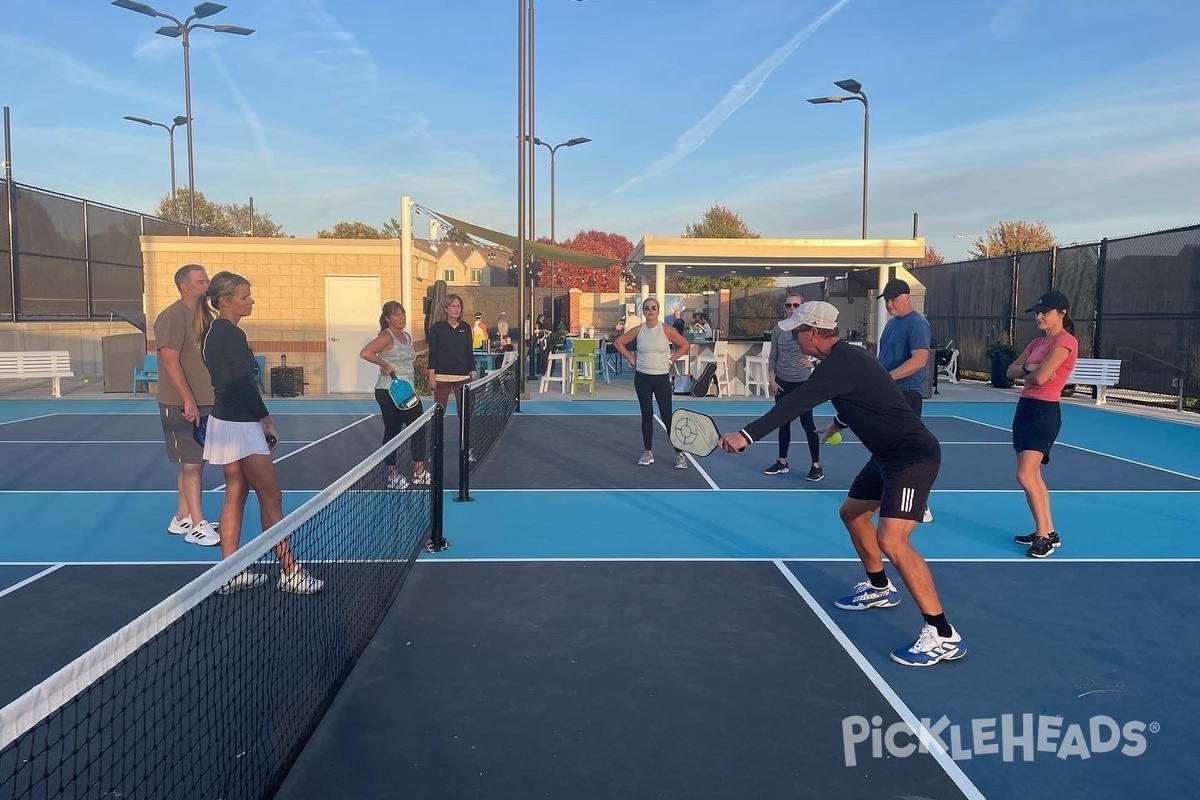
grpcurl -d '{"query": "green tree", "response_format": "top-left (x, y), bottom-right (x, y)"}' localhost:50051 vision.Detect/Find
top-left (225, 201), bottom-right (285, 237)
top-left (675, 204), bottom-right (772, 292)
top-left (382, 217), bottom-right (403, 238)
top-left (154, 189), bottom-right (287, 236)
top-left (969, 220), bottom-right (1057, 258)
top-left (317, 220), bottom-right (384, 239)
top-left (684, 203), bottom-right (760, 238)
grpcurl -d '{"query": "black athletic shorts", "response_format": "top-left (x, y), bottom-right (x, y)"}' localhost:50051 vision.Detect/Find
top-left (1012, 396), bottom-right (1062, 465)
top-left (847, 447), bottom-right (941, 523)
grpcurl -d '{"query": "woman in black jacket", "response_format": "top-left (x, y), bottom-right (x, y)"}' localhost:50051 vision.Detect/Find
top-left (425, 293), bottom-right (475, 415)
top-left (200, 271), bottom-right (324, 595)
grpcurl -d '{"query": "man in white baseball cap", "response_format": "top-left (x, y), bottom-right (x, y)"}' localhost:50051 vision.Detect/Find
top-left (719, 301), bottom-right (966, 667)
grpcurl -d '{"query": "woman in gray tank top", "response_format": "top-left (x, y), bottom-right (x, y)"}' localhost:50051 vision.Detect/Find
top-left (613, 298), bottom-right (692, 469)
top-left (360, 301), bottom-right (428, 489)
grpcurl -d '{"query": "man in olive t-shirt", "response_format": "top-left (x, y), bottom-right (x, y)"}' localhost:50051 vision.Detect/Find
top-left (153, 264), bottom-right (219, 546)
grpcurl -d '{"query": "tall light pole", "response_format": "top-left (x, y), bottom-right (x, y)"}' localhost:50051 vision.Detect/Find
top-left (531, 135), bottom-right (590, 328)
top-left (123, 114), bottom-right (188, 221)
top-left (808, 78), bottom-right (869, 239)
top-left (113, 1), bottom-right (254, 227)
top-left (517, 0), bottom-right (583, 392)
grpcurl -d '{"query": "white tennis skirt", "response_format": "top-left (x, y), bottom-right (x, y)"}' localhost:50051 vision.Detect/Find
top-left (203, 417), bottom-right (270, 465)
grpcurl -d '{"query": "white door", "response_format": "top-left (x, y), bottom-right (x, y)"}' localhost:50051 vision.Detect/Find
top-left (325, 276), bottom-right (381, 393)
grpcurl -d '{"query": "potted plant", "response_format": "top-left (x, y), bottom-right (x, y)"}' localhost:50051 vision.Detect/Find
top-left (986, 338), bottom-right (1019, 388)
top-left (548, 322), bottom-right (568, 352)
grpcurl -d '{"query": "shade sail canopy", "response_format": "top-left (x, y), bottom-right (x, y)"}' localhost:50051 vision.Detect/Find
top-left (435, 212), bottom-right (622, 269)
top-left (628, 235), bottom-right (926, 278)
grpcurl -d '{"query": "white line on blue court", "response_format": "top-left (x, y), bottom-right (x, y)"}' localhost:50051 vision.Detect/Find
top-left (415, 556), bottom-right (1200, 563)
top-left (0, 565), bottom-right (63, 598)
top-left (955, 415), bottom-right (1200, 481)
top-left (772, 560), bottom-right (989, 800)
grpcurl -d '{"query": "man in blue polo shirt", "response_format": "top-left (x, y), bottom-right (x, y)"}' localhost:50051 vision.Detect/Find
top-left (878, 279), bottom-right (934, 523)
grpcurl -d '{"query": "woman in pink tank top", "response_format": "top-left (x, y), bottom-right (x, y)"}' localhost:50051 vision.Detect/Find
top-left (1005, 291), bottom-right (1079, 558)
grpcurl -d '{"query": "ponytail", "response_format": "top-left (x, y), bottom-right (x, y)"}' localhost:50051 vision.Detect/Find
top-left (1062, 312), bottom-right (1076, 335)
top-left (193, 294), bottom-right (214, 348)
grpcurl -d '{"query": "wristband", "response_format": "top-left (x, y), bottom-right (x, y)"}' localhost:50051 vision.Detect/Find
top-left (1021, 364), bottom-right (1031, 375)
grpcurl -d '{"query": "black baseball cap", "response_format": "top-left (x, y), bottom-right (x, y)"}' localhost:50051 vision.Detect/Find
top-left (1025, 291), bottom-right (1069, 313)
top-left (879, 279), bottom-right (910, 301)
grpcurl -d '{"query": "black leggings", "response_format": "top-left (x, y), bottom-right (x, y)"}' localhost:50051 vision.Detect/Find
top-left (374, 389), bottom-right (425, 467)
top-left (633, 371), bottom-right (679, 452)
top-left (775, 378), bottom-right (819, 463)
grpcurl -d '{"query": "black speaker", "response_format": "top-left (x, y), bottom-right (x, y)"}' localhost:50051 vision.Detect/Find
top-left (270, 366), bottom-right (305, 397)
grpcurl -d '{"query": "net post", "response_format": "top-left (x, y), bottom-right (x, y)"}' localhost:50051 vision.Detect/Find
top-left (430, 402), bottom-right (447, 546)
top-left (453, 382), bottom-right (476, 503)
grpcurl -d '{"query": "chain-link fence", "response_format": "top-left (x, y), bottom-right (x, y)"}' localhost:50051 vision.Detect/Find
top-left (1, 179), bottom-right (200, 322)
top-left (917, 223), bottom-right (1200, 411)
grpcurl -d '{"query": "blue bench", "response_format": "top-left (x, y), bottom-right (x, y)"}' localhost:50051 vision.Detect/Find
top-left (133, 354), bottom-right (158, 396)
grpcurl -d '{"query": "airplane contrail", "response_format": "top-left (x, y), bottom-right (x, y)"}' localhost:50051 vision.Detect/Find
top-left (611, 0), bottom-right (853, 195)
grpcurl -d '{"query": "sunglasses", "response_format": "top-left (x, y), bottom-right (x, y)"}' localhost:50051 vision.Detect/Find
top-left (784, 302), bottom-right (801, 309)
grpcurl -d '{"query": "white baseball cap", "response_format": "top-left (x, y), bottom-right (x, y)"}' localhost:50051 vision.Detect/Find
top-left (778, 300), bottom-right (839, 331)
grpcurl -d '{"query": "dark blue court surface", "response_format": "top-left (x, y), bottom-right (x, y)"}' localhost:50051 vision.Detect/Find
top-left (2, 398), bottom-right (1199, 799)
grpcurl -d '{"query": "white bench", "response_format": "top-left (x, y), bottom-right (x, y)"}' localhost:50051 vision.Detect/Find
top-left (1066, 357), bottom-right (1121, 405)
top-left (0, 351), bottom-right (74, 398)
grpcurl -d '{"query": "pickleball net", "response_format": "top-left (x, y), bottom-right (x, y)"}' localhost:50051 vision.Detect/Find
top-left (0, 406), bottom-right (444, 800)
top-left (456, 355), bottom-right (519, 501)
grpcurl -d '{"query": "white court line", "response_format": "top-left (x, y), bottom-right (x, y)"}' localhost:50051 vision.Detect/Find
top-left (444, 487), bottom-right (1200, 494)
top-left (654, 415), bottom-right (719, 489)
top-left (0, 414), bottom-right (57, 427)
top-left (0, 564), bottom-right (63, 598)
top-left (952, 415), bottom-right (1200, 482)
top-left (212, 415), bottom-right (375, 491)
top-left (770, 560), bottom-right (988, 798)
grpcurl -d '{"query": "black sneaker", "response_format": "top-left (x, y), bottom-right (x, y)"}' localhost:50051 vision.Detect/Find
top-left (1014, 531), bottom-right (1060, 547)
top-left (1025, 536), bottom-right (1056, 558)
top-left (805, 466), bottom-right (824, 482)
top-left (423, 537), bottom-right (451, 554)
top-left (764, 460), bottom-right (790, 475)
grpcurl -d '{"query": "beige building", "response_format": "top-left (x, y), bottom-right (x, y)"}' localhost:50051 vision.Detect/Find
top-left (143, 236), bottom-right (435, 395)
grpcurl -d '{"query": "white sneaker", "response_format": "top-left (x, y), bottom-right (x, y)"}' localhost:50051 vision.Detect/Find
top-left (168, 515), bottom-right (218, 534)
top-left (184, 520), bottom-right (221, 546)
top-left (411, 469), bottom-right (432, 485)
top-left (279, 566), bottom-right (325, 595)
top-left (637, 450), bottom-right (655, 466)
top-left (217, 571), bottom-right (268, 595)
top-left (675, 452), bottom-right (689, 470)
top-left (891, 624), bottom-right (966, 667)
top-left (922, 506), bottom-right (934, 524)
top-left (387, 473), bottom-right (409, 490)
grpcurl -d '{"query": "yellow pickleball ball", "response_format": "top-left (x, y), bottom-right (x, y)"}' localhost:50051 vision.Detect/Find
top-left (828, 430), bottom-right (842, 445)
top-left (82, 378), bottom-right (89, 384)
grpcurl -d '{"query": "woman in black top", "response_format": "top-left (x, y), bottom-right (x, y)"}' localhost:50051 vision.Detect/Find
top-left (425, 293), bottom-right (475, 415)
top-left (200, 271), bottom-right (324, 595)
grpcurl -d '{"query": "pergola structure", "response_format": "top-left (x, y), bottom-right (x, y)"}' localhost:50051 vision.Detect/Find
top-left (627, 235), bottom-right (926, 341)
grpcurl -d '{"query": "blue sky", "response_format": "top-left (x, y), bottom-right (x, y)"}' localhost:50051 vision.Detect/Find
top-left (3, 0), bottom-right (1198, 258)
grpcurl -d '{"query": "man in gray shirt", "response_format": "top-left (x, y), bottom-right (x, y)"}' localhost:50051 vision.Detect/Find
top-left (764, 293), bottom-right (823, 481)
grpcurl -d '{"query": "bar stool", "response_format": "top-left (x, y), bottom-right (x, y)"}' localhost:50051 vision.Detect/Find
top-left (539, 342), bottom-right (569, 393)
top-left (743, 342), bottom-right (771, 397)
top-left (569, 338), bottom-right (598, 395)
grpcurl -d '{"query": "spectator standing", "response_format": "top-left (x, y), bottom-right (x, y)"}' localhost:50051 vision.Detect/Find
top-left (360, 301), bottom-right (430, 490)
top-left (1005, 291), bottom-right (1079, 558)
top-left (200, 271), bottom-right (324, 595)
top-left (154, 263), bottom-right (220, 546)
top-left (427, 294), bottom-right (476, 417)
top-left (764, 294), bottom-right (823, 481)
top-left (613, 298), bottom-right (692, 469)
top-left (878, 279), bottom-right (934, 523)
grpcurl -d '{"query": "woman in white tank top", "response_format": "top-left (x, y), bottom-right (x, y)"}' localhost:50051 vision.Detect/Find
top-left (613, 298), bottom-right (692, 468)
